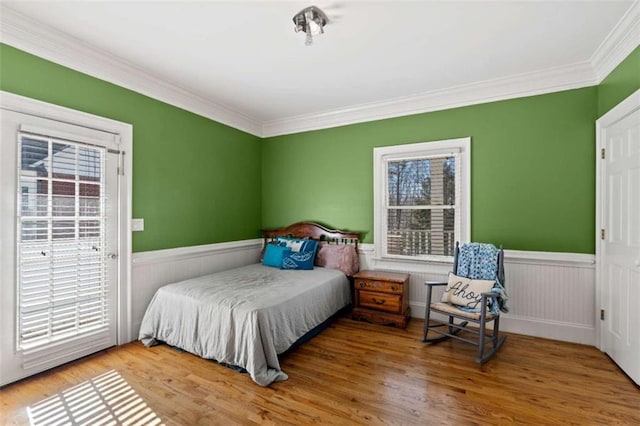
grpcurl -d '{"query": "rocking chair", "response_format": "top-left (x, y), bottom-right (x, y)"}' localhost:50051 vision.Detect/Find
top-left (423, 242), bottom-right (506, 364)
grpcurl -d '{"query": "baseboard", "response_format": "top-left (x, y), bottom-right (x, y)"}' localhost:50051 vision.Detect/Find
top-left (132, 320), bottom-right (142, 341)
top-left (410, 301), bottom-right (595, 346)
top-left (499, 314), bottom-right (595, 345)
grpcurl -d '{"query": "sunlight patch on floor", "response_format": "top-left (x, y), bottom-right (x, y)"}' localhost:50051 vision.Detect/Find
top-left (26, 370), bottom-right (164, 426)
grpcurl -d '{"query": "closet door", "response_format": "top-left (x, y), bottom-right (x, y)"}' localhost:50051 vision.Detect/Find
top-left (1, 110), bottom-right (120, 386)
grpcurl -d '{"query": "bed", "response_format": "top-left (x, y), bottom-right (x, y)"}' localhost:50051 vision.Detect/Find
top-left (138, 222), bottom-right (360, 386)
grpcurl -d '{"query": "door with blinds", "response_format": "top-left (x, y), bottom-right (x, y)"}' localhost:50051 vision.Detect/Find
top-left (0, 109), bottom-right (120, 386)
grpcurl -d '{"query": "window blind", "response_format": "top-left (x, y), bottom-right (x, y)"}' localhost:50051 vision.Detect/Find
top-left (18, 134), bottom-right (108, 350)
top-left (385, 154), bottom-right (458, 257)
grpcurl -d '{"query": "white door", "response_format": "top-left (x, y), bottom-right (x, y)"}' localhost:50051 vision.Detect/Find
top-left (0, 110), bottom-right (120, 386)
top-left (599, 101), bottom-right (640, 385)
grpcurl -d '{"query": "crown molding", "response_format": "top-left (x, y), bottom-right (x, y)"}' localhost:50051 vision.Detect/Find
top-left (591, 0), bottom-right (640, 83)
top-left (261, 62), bottom-right (597, 137)
top-left (1, 3), bottom-right (637, 139)
top-left (0, 5), bottom-right (263, 137)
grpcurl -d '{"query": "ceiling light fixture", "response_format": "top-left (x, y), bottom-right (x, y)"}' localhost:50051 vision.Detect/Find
top-left (293, 5), bottom-right (328, 46)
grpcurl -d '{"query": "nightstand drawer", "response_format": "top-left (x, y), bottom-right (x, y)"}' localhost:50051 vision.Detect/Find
top-left (358, 291), bottom-right (402, 314)
top-left (352, 270), bottom-right (410, 328)
top-left (355, 279), bottom-right (403, 294)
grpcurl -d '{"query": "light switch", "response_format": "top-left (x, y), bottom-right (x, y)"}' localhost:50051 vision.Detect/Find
top-left (131, 218), bottom-right (144, 232)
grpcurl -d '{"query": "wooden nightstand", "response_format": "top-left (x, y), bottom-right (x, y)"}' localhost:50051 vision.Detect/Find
top-left (352, 270), bottom-right (410, 328)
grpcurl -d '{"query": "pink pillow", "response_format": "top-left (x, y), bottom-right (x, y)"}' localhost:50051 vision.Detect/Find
top-left (315, 243), bottom-right (359, 276)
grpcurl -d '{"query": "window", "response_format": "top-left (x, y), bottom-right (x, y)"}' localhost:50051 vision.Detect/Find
top-left (373, 138), bottom-right (470, 262)
top-left (18, 134), bottom-right (109, 349)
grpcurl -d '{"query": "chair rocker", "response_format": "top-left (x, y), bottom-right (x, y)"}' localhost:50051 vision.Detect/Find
top-left (423, 242), bottom-right (506, 364)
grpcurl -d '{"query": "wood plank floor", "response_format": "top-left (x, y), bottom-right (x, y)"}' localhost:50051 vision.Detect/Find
top-left (1, 316), bottom-right (638, 425)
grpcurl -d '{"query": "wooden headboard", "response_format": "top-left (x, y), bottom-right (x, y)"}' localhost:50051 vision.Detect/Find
top-left (261, 222), bottom-right (360, 250)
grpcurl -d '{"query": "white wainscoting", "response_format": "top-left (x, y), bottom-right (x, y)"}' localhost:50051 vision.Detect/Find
top-left (358, 244), bottom-right (597, 346)
top-left (130, 239), bottom-right (263, 340)
top-left (130, 240), bottom-right (596, 347)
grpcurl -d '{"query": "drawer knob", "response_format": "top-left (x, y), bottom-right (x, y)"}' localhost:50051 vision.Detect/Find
top-left (372, 298), bottom-right (385, 305)
top-left (391, 285), bottom-right (398, 291)
top-left (359, 281), bottom-right (366, 288)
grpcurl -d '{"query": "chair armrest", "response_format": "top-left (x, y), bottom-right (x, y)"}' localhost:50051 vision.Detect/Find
top-left (481, 291), bottom-right (499, 298)
top-left (424, 281), bottom-right (447, 287)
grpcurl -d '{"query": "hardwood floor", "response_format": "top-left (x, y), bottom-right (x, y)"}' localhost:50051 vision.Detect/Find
top-left (1, 317), bottom-right (638, 425)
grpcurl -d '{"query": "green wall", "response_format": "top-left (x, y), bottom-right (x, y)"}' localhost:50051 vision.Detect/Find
top-left (0, 44), bottom-right (262, 252)
top-left (597, 45), bottom-right (640, 117)
top-left (263, 88), bottom-right (598, 253)
top-left (2, 41), bottom-right (638, 255)
top-left (263, 46), bottom-right (640, 255)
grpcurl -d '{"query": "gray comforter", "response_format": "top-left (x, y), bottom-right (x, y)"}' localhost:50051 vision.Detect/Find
top-left (139, 263), bottom-right (350, 386)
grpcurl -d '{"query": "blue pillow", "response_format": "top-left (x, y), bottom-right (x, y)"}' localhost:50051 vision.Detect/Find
top-left (280, 239), bottom-right (318, 270)
top-left (281, 250), bottom-right (316, 270)
top-left (262, 244), bottom-right (291, 268)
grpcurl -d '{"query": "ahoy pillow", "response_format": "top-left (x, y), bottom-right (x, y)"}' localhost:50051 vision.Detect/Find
top-left (441, 272), bottom-right (495, 311)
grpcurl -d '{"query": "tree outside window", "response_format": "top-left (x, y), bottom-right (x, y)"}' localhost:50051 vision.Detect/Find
top-left (373, 137), bottom-right (469, 263)
top-left (386, 156), bottom-right (456, 257)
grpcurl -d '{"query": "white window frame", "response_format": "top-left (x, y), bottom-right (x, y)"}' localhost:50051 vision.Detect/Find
top-left (373, 137), bottom-right (471, 266)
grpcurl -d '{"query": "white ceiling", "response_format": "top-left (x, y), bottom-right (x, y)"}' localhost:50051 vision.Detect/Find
top-left (1, 1), bottom-right (637, 135)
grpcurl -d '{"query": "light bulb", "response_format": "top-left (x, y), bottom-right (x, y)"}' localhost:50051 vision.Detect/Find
top-left (308, 19), bottom-right (322, 35)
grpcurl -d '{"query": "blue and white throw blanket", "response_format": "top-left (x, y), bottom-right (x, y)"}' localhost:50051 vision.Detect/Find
top-left (457, 243), bottom-right (509, 314)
